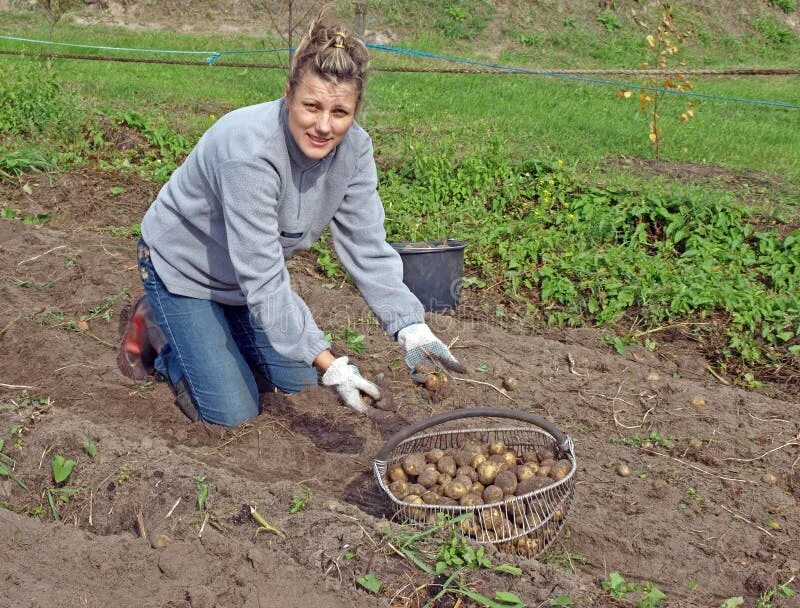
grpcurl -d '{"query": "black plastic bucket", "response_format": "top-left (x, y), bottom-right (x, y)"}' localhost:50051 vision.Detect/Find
top-left (391, 239), bottom-right (466, 312)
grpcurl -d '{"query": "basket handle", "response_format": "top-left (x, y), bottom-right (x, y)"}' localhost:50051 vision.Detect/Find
top-left (375, 407), bottom-right (572, 461)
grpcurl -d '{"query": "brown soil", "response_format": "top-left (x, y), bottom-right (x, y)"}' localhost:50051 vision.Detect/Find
top-left (1, 170), bottom-right (799, 607)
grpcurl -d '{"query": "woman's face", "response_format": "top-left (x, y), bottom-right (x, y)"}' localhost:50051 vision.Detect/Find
top-left (285, 73), bottom-right (358, 160)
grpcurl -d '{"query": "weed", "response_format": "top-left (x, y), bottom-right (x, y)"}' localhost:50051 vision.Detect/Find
top-left (0, 147), bottom-right (56, 182)
top-left (602, 571), bottom-right (666, 607)
top-left (549, 598), bottom-right (574, 607)
top-left (756, 578), bottom-right (796, 608)
top-left (768, 0), bottom-right (797, 13)
top-left (51, 454), bottom-right (75, 484)
top-left (1, 207), bottom-right (52, 225)
top-left (537, 548), bottom-right (588, 572)
top-left (289, 485), bottom-right (312, 514)
top-left (0, 439), bottom-right (27, 490)
top-left (382, 514), bottom-right (524, 607)
top-left (82, 440), bottom-right (98, 458)
top-left (115, 463), bottom-right (138, 485)
top-left (194, 475), bottom-right (209, 511)
top-left (325, 326), bottom-right (366, 354)
top-left (356, 573), bottom-right (381, 594)
top-left (597, 10), bottom-right (622, 33)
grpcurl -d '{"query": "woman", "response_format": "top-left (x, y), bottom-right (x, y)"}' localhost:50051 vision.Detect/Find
top-left (119, 16), bottom-right (464, 426)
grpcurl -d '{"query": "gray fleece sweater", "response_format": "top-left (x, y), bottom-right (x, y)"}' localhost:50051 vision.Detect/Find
top-left (141, 99), bottom-right (424, 366)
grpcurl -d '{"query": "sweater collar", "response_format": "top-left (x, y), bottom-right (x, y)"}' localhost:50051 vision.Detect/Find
top-left (280, 98), bottom-right (334, 172)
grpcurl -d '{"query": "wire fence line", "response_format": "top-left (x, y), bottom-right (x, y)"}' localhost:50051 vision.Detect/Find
top-left (1, 33), bottom-right (799, 110)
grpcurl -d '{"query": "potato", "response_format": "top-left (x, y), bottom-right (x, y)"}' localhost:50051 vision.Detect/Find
top-left (451, 449), bottom-right (473, 468)
top-left (551, 459), bottom-right (572, 481)
top-left (480, 507), bottom-right (507, 531)
top-left (477, 461), bottom-right (502, 485)
top-left (414, 363), bottom-right (434, 376)
top-left (456, 466), bottom-right (478, 482)
top-left (437, 473), bottom-right (453, 486)
top-left (404, 494), bottom-right (422, 504)
top-left (516, 537), bottom-right (539, 557)
top-left (436, 455), bottom-right (457, 477)
top-left (458, 514), bottom-right (480, 536)
top-left (488, 440), bottom-right (506, 455)
top-left (421, 462), bottom-right (438, 473)
top-left (443, 479), bottom-right (469, 500)
top-left (516, 463), bottom-right (538, 482)
top-left (501, 376), bottom-right (519, 391)
top-left (482, 484), bottom-right (504, 504)
top-left (521, 450), bottom-right (539, 464)
top-left (470, 453), bottom-right (487, 469)
top-left (421, 490), bottom-right (440, 505)
top-left (459, 493), bottom-right (484, 506)
top-left (515, 477), bottom-right (551, 496)
top-left (470, 481), bottom-right (485, 495)
top-left (438, 497), bottom-right (459, 506)
top-left (424, 448), bottom-right (445, 464)
top-left (388, 463), bottom-right (408, 482)
top-left (453, 474), bottom-right (473, 489)
top-left (434, 484), bottom-right (446, 496)
top-left (417, 468), bottom-right (440, 489)
top-left (487, 454), bottom-right (510, 471)
top-left (424, 374), bottom-right (440, 392)
top-left (494, 470), bottom-right (518, 496)
top-left (460, 440), bottom-right (485, 455)
top-left (407, 483), bottom-right (427, 496)
top-left (501, 450), bottom-right (517, 467)
top-left (536, 445), bottom-right (556, 462)
top-left (389, 480), bottom-right (410, 499)
top-left (402, 453), bottom-right (426, 477)
top-left (536, 462), bottom-right (553, 478)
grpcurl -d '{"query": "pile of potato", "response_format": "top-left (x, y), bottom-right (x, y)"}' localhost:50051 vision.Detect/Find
top-left (384, 439), bottom-right (572, 553)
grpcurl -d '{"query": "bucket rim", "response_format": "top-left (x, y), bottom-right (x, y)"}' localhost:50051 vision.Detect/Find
top-left (390, 238), bottom-right (466, 253)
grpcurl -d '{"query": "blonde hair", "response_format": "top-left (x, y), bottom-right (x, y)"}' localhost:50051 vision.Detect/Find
top-left (287, 13), bottom-right (370, 109)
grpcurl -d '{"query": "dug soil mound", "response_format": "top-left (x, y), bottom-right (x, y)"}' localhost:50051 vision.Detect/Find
top-left (1, 170), bottom-right (798, 607)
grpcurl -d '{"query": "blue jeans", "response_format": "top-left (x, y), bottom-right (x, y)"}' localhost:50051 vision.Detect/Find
top-left (137, 240), bottom-right (318, 427)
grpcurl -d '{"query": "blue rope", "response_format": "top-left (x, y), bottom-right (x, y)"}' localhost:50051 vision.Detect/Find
top-left (0, 34), bottom-right (289, 66)
top-left (367, 43), bottom-right (800, 110)
top-left (1, 33), bottom-right (797, 110)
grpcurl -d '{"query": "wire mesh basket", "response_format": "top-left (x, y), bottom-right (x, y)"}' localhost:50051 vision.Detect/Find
top-left (373, 407), bottom-right (576, 556)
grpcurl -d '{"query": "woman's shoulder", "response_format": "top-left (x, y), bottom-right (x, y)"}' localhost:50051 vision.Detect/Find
top-left (203, 100), bottom-right (285, 160)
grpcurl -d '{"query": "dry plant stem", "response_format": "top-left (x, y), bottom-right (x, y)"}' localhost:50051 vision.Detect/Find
top-left (566, 353), bottom-right (583, 376)
top-left (719, 504), bottom-right (774, 537)
top-left (198, 512), bottom-right (209, 538)
top-left (641, 447), bottom-right (755, 484)
top-left (0, 382), bottom-right (37, 390)
top-left (135, 509), bottom-right (147, 540)
top-left (722, 438), bottom-right (800, 463)
top-left (16, 245), bottom-right (66, 267)
top-left (631, 321), bottom-right (710, 338)
top-left (450, 375), bottom-right (515, 402)
top-left (0, 313), bottom-right (22, 337)
top-left (165, 497), bottom-right (181, 518)
top-left (88, 490), bottom-right (93, 527)
top-left (705, 365), bottom-right (730, 385)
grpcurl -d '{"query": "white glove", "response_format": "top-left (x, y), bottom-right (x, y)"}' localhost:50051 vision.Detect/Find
top-left (321, 356), bottom-right (381, 414)
top-left (397, 323), bottom-right (466, 381)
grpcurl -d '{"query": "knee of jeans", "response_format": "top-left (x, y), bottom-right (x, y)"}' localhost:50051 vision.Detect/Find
top-left (270, 367), bottom-right (318, 394)
top-left (196, 392), bottom-right (259, 427)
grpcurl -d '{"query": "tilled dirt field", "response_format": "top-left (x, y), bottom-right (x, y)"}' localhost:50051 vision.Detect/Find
top-left (1, 170), bottom-right (798, 607)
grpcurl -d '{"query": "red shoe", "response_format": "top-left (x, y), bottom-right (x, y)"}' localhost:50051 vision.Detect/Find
top-left (118, 296), bottom-right (163, 381)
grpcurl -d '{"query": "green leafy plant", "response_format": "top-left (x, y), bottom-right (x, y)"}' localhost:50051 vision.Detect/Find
top-left (382, 514), bottom-right (524, 608)
top-left (325, 327), bottom-right (366, 354)
top-left (289, 485), bottom-right (312, 514)
top-left (356, 573), bottom-right (382, 594)
top-left (51, 454), bottom-right (75, 484)
top-left (194, 475), bottom-right (209, 512)
top-left (0, 438), bottom-right (28, 490)
top-left (550, 597), bottom-right (574, 607)
top-left (768, 0), bottom-right (797, 12)
top-left (756, 578), bottom-right (796, 608)
top-left (597, 10), bottom-right (622, 32)
top-left (721, 598), bottom-right (744, 608)
top-left (82, 441), bottom-right (98, 458)
top-left (602, 571), bottom-right (666, 607)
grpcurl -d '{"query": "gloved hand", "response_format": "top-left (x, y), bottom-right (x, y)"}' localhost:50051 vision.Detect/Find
top-left (397, 323), bottom-right (466, 381)
top-left (321, 356), bottom-right (381, 414)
